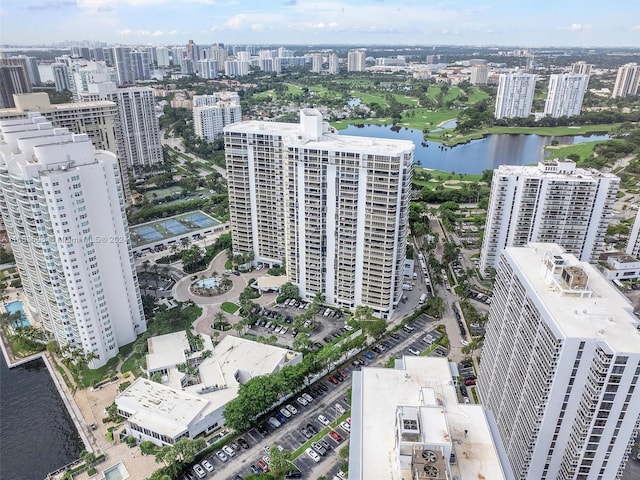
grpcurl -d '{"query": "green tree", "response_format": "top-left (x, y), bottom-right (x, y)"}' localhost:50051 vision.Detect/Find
top-left (266, 446), bottom-right (291, 477)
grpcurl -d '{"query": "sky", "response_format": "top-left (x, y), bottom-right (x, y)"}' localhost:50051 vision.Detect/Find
top-left (1, 0), bottom-right (640, 48)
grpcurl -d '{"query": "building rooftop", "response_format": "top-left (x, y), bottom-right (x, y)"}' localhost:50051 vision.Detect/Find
top-left (351, 356), bottom-right (509, 480)
top-left (506, 243), bottom-right (640, 353)
top-left (224, 110), bottom-right (414, 157)
top-left (496, 160), bottom-right (616, 180)
top-left (118, 334), bottom-right (301, 440)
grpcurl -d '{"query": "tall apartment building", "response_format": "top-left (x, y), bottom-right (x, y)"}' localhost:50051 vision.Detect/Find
top-left (328, 53), bottom-right (339, 75)
top-left (197, 59), bottom-right (218, 79)
top-left (224, 109), bottom-right (413, 317)
top-left (347, 49), bottom-right (366, 72)
top-left (209, 45), bottom-right (227, 71)
top-left (480, 160), bottom-right (619, 275)
top-left (224, 60), bottom-right (249, 77)
top-left (494, 72), bottom-right (536, 119)
top-left (131, 50), bottom-right (150, 81)
top-left (155, 46), bottom-right (170, 67)
top-left (626, 208), bottom-right (640, 257)
top-left (544, 73), bottom-right (589, 118)
top-left (112, 46), bottom-right (134, 85)
top-left (311, 53), bottom-right (323, 74)
top-left (0, 116), bottom-right (146, 368)
top-left (13, 55), bottom-right (41, 86)
top-left (478, 243), bottom-right (640, 480)
top-left (612, 63), bottom-right (640, 99)
top-left (571, 61), bottom-right (593, 76)
top-left (470, 64), bottom-right (489, 85)
top-left (192, 93), bottom-right (241, 142)
top-left (52, 63), bottom-right (70, 92)
top-left (0, 57), bottom-right (32, 108)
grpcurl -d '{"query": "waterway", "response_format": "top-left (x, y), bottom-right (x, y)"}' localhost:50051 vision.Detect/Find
top-left (0, 354), bottom-right (83, 480)
top-left (341, 124), bottom-right (610, 174)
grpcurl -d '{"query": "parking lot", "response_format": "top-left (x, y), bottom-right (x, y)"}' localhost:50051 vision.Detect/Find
top-left (180, 312), bottom-right (479, 480)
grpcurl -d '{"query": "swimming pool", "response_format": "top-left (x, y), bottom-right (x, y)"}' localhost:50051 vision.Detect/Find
top-left (195, 277), bottom-right (219, 289)
top-left (4, 300), bottom-right (30, 328)
top-left (100, 462), bottom-right (129, 480)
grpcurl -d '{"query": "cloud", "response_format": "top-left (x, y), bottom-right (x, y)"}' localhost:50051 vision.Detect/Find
top-left (283, 0), bottom-right (297, 5)
top-left (558, 23), bottom-right (593, 32)
top-left (117, 28), bottom-right (175, 36)
top-left (211, 13), bottom-right (284, 31)
top-left (24, 1), bottom-right (76, 11)
top-left (632, 25), bottom-right (640, 31)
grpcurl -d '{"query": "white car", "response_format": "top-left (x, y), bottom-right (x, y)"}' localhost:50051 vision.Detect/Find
top-left (296, 396), bottom-right (308, 406)
top-left (461, 339), bottom-right (469, 346)
top-left (222, 444), bottom-right (235, 457)
top-left (193, 464), bottom-right (206, 479)
top-left (340, 421), bottom-right (351, 433)
top-left (306, 447), bottom-right (321, 463)
top-left (280, 407), bottom-right (292, 418)
top-left (409, 347), bottom-right (421, 356)
top-left (262, 455), bottom-right (270, 465)
top-left (334, 403), bottom-right (346, 415)
top-left (286, 404), bottom-right (298, 415)
top-left (201, 460), bottom-right (214, 473)
top-left (302, 392), bottom-right (314, 403)
top-left (215, 450), bottom-right (228, 462)
top-left (318, 414), bottom-right (330, 426)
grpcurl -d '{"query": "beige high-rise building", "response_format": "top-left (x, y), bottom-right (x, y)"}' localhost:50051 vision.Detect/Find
top-left (328, 53), bottom-right (339, 75)
top-left (612, 63), bottom-right (640, 98)
top-left (224, 109), bottom-right (414, 318)
top-left (570, 61), bottom-right (593, 76)
top-left (347, 49), bottom-right (366, 72)
top-left (470, 65), bottom-right (489, 85)
top-left (192, 93), bottom-right (242, 142)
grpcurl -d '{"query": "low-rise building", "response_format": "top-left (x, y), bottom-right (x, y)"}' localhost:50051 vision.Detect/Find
top-left (116, 334), bottom-right (302, 445)
top-left (599, 252), bottom-right (640, 282)
top-left (349, 356), bottom-right (513, 480)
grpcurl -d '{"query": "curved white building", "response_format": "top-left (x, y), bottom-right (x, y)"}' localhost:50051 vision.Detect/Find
top-left (0, 115), bottom-right (146, 368)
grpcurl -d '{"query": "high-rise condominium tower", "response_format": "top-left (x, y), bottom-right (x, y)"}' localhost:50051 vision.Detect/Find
top-left (347, 49), bottom-right (366, 72)
top-left (328, 53), bottom-right (339, 75)
top-left (544, 73), bottom-right (589, 118)
top-left (192, 93), bottom-right (241, 142)
top-left (571, 61), bottom-right (593, 76)
top-left (0, 57), bottom-right (32, 108)
top-left (224, 109), bottom-right (413, 317)
top-left (112, 46), bottom-right (134, 85)
top-left (470, 65), bottom-right (489, 85)
top-left (479, 243), bottom-right (640, 480)
top-left (480, 160), bottom-right (619, 275)
top-left (0, 116), bottom-right (146, 368)
top-left (494, 72), bottom-right (536, 119)
top-left (311, 53), bottom-right (323, 74)
top-left (612, 63), bottom-right (640, 99)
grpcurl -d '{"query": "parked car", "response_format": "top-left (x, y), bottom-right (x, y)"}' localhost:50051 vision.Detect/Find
top-left (301, 427), bottom-right (312, 439)
top-left (257, 459), bottom-right (270, 472)
top-left (409, 347), bottom-right (421, 355)
top-left (285, 404), bottom-right (298, 415)
top-left (296, 396), bottom-right (308, 406)
top-left (257, 424), bottom-right (269, 437)
top-left (215, 450), bottom-right (228, 462)
top-left (193, 464), bottom-right (206, 479)
top-left (363, 351), bottom-right (375, 359)
top-left (318, 414), bottom-right (330, 426)
top-left (275, 412), bottom-right (288, 424)
top-left (268, 416), bottom-right (282, 428)
top-left (237, 437), bottom-right (250, 449)
top-left (311, 441), bottom-right (327, 456)
top-left (280, 407), bottom-right (292, 418)
top-left (250, 464), bottom-right (261, 474)
top-left (328, 376), bottom-right (339, 385)
top-left (319, 438), bottom-right (332, 451)
top-left (222, 445), bottom-right (235, 457)
top-left (464, 378), bottom-right (477, 386)
top-left (285, 470), bottom-right (303, 479)
top-left (329, 430), bottom-right (343, 442)
top-left (334, 402), bottom-right (346, 415)
top-left (306, 448), bottom-right (321, 463)
top-left (201, 460), bottom-right (214, 473)
top-left (340, 421), bottom-right (351, 433)
top-left (302, 392), bottom-right (314, 403)
top-left (306, 423), bottom-right (318, 435)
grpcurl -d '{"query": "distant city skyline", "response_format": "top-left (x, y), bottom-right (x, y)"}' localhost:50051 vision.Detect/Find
top-left (2, 0), bottom-right (640, 48)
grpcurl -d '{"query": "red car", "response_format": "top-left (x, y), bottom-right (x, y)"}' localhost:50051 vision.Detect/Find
top-left (328, 376), bottom-right (339, 385)
top-left (329, 430), bottom-right (343, 442)
top-left (257, 460), bottom-right (270, 473)
top-left (464, 378), bottom-right (476, 386)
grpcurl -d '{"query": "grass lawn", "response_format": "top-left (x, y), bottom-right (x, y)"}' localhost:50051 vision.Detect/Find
top-left (253, 89), bottom-right (276, 99)
top-left (443, 86), bottom-right (463, 103)
top-left (545, 138), bottom-right (620, 162)
top-left (440, 123), bottom-right (620, 146)
top-left (220, 302), bottom-right (240, 314)
top-left (468, 87), bottom-right (490, 104)
top-left (284, 83), bottom-right (303, 95)
top-left (331, 117), bottom-right (393, 130)
top-left (393, 94), bottom-right (420, 106)
top-left (350, 90), bottom-right (389, 107)
top-left (398, 108), bottom-right (458, 130)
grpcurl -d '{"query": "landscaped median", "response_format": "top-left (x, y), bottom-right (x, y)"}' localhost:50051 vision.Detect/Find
top-left (290, 411), bottom-right (351, 460)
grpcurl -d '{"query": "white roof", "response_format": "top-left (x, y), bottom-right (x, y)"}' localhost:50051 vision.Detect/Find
top-left (354, 356), bottom-right (508, 480)
top-left (506, 243), bottom-right (640, 353)
top-left (118, 335), bottom-right (301, 440)
top-left (224, 120), bottom-right (414, 156)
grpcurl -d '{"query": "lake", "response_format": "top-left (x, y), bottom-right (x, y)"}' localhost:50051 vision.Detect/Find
top-left (340, 124), bottom-right (610, 174)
